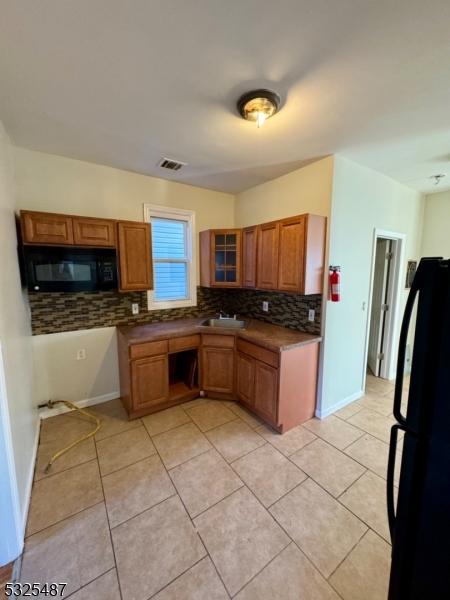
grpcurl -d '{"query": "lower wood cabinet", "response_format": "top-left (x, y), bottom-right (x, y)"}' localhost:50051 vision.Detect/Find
top-left (253, 360), bottom-right (278, 424)
top-left (201, 346), bottom-right (235, 395)
top-left (236, 352), bottom-right (255, 406)
top-left (131, 355), bottom-right (169, 411)
top-left (118, 328), bottom-right (319, 429)
top-left (237, 350), bottom-right (278, 426)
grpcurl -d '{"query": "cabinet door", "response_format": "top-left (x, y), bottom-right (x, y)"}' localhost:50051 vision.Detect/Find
top-left (211, 230), bottom-right (242, 287)
top-left (242, 226), bottom-right (258, 288)
top-left (236, 352), bottom-right (255, 406)
top-left (73, 217), bottom-right (116, 247)
top-left (131, 355), bottom-right (169, 410)
top-left (201, 347), bottom-right (235, 394)
top-left (257, 222), bottom-right (279, 289)
top-left (117, 221), bottom-right (153, 291)
top-left (21, 211), bottom-right (74, 245)
top-left (254, 360), bottom-right (279, 425)
top-left (278, 215), bottom-right (306, 293)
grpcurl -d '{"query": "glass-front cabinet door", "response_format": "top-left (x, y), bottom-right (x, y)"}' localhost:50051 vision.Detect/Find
top-left (211, 229), bottom-right (241, 287)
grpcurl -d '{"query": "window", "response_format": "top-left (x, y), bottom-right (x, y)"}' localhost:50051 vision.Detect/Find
top-left (144, 205), bottom-right (196, 310)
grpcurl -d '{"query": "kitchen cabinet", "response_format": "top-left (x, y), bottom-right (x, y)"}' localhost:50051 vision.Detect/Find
top-left (278, 214), bottom-right (326, 295)
top-left (201, 333), bottom-right (235, 397)
top-left (131, 355), bottom-right (169, 411)
top-left (199, 229), bottom-right (242, 287)
top-left (21, 211), bottom-right (74, 245)
top-left (256, 221), bottom-right (279, 289)
top-left (242, 226), bottom-right (258, 288)
top-left (200, 213), bottom-right (326, 295)
top-left (73, 216), bottom-right (116, 247)
top-left (254, 361), bottom-right (278, 424)
top-left (277, 215), bottom-right (306, 292)
top-left (236, 336), bottom-right (318, 432)
top-left (236, 352), bottom-right (255, 406)
top-left (118, 320), bottom-right (320, 428)
top-left (118, 332), bottom-right (200, 419)
top-left (20, 210), bottom-right (154, 293)
top-left (117, 221), bottom-right (153, 291)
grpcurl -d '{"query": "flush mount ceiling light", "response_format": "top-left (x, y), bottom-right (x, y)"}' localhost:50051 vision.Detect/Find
top-left (237, 89), bottom-right (281, 128)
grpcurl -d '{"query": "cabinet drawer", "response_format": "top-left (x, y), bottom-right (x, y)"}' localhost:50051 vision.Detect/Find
top-left (130, 340), bottom-right (168, 360)
top-left (237, 339), bottom-right (279, 368)
top-left (202, 334), bottom-right (235, 348)
top-left (169, 334), bottom-right (200, 353)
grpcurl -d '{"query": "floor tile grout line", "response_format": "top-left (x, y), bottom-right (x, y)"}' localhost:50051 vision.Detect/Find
top-left (26, 398), bottom-right (392, 597)
top-left (108, 492), bottom-right (179, 531)
top-left (188, 428), bottom-right (311, 596)
top-left (326, 526), bottom-right (375, 584)
top-left (256, 491), bottom-right (347, 596)
top-left (34, 453), bottom-right (97, 483)
top-left (24, 498), bottom-right (105, 541)
top-left (93, 434), bottom-right (124, 600)
top-left (31, 456), bottom-right (98, 483)
top-left (276, 448), bottom-right (392, 547)
top-left (62, 567), bottom-right (117, 600)
top-left (99, 448), bottom-right (159, 478)
top-left (136, 425), bottom-right (233, 600)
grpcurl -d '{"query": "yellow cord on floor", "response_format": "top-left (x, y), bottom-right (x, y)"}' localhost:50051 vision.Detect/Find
top-left (39, 400), bottom-right (101, 473)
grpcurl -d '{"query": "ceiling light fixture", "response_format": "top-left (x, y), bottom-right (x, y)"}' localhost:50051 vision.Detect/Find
top-left (237, 89), bottom-right (281, 128)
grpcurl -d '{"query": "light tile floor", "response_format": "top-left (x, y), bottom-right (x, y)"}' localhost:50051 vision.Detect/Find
top-left (20, 374), bottom-right (404, 599)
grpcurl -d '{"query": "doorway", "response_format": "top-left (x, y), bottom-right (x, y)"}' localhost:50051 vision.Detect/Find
top-left (365, 230), bottom-right (405, 383)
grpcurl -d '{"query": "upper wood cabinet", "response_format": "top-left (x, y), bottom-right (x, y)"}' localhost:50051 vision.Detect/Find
top-left (199, 229), bottom-right (242, 288)
top-left (242, 226), bottom-right (258, 288)
top-left (256, 221), bottom-right (279, 289)
top-left (21, 211), bottom-right (74, 245)
top-left (277, 215), bottom-right (306, 293)
top-left (117, 221), bottom-right (153, 292)
top-left (73, 217), bottom-right (116, 247)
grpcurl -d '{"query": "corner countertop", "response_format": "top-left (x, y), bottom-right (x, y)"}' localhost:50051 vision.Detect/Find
top-left (117, 317), bottom-right (321, 352)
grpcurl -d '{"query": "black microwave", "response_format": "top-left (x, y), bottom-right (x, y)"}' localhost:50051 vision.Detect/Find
top-left (22, 246), bottom-right (118, 292)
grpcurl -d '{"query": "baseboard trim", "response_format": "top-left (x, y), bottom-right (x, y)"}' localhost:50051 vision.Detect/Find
top-left (38, 392), bottom-right (120, 420)
top-left (21, 415), bottom-right (40, 537)
top-left (315, 390), bottom-right (364, 419)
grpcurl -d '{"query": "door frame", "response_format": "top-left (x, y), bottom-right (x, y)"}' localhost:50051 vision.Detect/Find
top-left (363, 229), bottom-right (405, 388)
top-left (0, 341), bottom-right (23, 564)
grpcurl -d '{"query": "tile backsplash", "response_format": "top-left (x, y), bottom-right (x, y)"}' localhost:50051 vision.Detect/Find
top-left (29, 286), bottom-right (322, 335)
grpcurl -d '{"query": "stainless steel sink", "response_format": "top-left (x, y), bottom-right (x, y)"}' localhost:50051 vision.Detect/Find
top-left (201, 318), bottom-right (248, 329)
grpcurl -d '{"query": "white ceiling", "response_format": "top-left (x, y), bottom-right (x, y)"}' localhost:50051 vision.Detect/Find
top-left (1, 0), bottom-right (450, 194)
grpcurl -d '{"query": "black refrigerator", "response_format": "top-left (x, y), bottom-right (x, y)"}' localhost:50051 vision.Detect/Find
top-left (387, 257), bottom-right (450, 599)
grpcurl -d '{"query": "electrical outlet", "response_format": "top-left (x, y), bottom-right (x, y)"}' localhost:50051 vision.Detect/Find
top-left (76, 349), bottom-right (86, 360)
top-left (132, 303), bottom-right (139, 315)
top-left (262, 301), bottom-right (269, 312)
top-left (308, 309), bottom-right (315, 322)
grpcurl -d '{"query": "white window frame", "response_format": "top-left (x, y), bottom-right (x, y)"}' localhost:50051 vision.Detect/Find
top-left (144, 204), bottom-right (196, 311)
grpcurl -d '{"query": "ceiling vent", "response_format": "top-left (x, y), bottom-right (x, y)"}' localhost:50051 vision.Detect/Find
top-left (158, 157), bottom-right (187, 171)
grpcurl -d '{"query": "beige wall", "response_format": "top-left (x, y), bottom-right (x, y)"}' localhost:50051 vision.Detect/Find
top-left (421, 190), bottom-right (450, 258)
top-left (235, 156), bottom-right (333, 227)
top-left (0, 125), bottom-right (38, 560)
top-left (320, 155), bottom-right (424, 415)
top-left (14, 147), bottom-right (236, 274)
top-left (13, 147), bottom-right (235, 410)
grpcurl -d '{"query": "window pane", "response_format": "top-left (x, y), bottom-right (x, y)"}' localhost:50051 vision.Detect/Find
top-left (154, 262), bottom-right (188, 301)
top-left (152, 218), bottom-right (186, 259)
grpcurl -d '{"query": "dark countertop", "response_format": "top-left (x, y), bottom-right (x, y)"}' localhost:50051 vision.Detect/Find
top-left (117, 317), bottom-right (321, 352)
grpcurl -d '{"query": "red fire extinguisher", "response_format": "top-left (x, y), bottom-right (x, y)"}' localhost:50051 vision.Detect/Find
top-left (329, 266), bottom-right (341, 302)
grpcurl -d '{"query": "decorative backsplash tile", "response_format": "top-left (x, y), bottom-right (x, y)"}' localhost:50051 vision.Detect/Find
top-left (29, 286), bottom-right (322, 336)
top-left (224, 288), bottom-right (322, 335)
